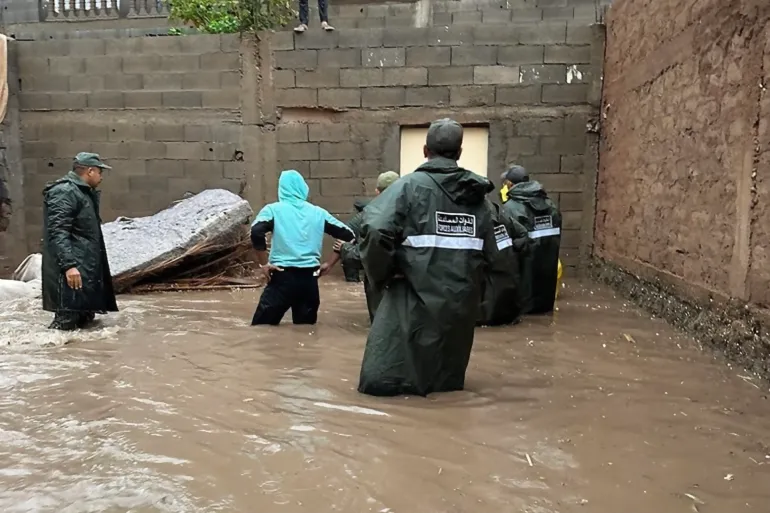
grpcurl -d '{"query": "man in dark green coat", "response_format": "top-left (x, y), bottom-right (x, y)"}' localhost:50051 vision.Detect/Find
top-left (339, 199), bottom-right (368, 283)
top-left (477, 199), bottom-right (530, 326)
top-left (500, 165), bottom-right (562, 314)
top-left (42, 152), bottom-right (118, 330)
top-left (357, 119), bottom-right (501, 397)
top-left (331, 171), bottom-right (400, 323)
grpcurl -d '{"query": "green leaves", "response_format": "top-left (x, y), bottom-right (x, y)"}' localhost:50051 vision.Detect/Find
top-left (168, 0), bottom-right (296, 34)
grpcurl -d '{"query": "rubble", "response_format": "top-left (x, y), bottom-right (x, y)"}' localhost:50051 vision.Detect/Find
top-left (0, 278), bottom-right (40, 301)
top-left (12, 254), bottom-right (41, 282)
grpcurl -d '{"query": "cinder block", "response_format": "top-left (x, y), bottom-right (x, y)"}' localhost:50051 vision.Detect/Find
top-left (544, 45), bottom-right (591, 64)
top-left (210, 124), bottom-right (241, 142)
top-left (221, 71), bottom-right (240, 89)
top-left (309, 123), bottom-right (350, 142)
top-left (128, 174), bottom-right (166, 192)
top-left (24, 74), bottom-right (69, 92)
top-left (184, 125), bottom-right (212, 142)
top-left (22, 141), bottom-right (56, 158)
top-left (538, 0), bottom-right (568, 7)
top-left (88, 92), bottom-right (125, 109)
top-left (506, 136), bottom-right (539, 156)
top-left (272, 31), bottom-right (295, 51)
top-left (204, 143), bottom-right (239, 161)
top-left (105, 38), bottom-right (143, 55)
top-left (433, 12), bottom-right (452, 25)
top-left (160, 54), bottom-right (201, 72)
top-left (320, 141), bottom-right (361, 160)
top-left (20, 93), bottom-right (51, 111)
top-left (559, 191), bottom-right (582, 210)
top-left (142, 36), bottom-right (182, 53)
top-left (163, 91), bottom-right (203, 108)
top-left (365, 4), bottom-right (388, 17)
top-left (338, 28), bottom-right (384, 48)
top-left (129, 141), bottom-right (166, 160)
top-left (405, 87), bottom-right (449, 106)
top-left (321, 178), bottom-right (364, 196)
top-left (496, 85), bottom-right (541, 104)
top-left (109, 123), bottom-right (145, 142)
top-left (278, 123), bottom-right (309, 143)
top-left (407, 47), bottom-right (451, 67)
top-left (350, 122), bottom-right (386, 142)
top-left (362, 87), bottom-right (407, 107)
top-left (221, 34), bottom-right (241, 52)
top-left (297, 68), bottom-right (341, 88)
top-left (166, 142), bottom-right (206, 160)
top-left (384, 67), bottom-right (428, 86)
top-left (362, 48), bottom-right (406, 68)
top-left (55, 141), bottom-right (90, 158)
top-left (573, 4), bottom-right (600, 21)
top-left (520, 64), bottom-right (566, 84)
top-left (472, 25), bottom-right (520, 45)
top-left (474, 65), bottom-right (520, 85)
top-left (514, 117), bottom-right (564, 136)
top-left (277, 161), bottom-right (311, 178)
top-left (182, 72), bottom-right (221, 90)
top-left (178, 34), bottom-right (221, 54)
top-left (294, 31), bottom-right (339, 50)
top-left (38, 122), bottom-right (72, 141)
top-left (84, 56), bottom-right (122, 75)
top-left (340, 68), bottom-right (382, 87)
top-left (202, 91), bottom-right (239, 109)
top-left (125, 92), bottom-right (162, 109)
top-left (358, 17), bottom-right (386, 28)
top-left (318, 49), bottom-right (361, 68)
top-left (429, 66), bottom-right (473, 85)
top-left (146, 124), bottom-right (184, 142)
top-left (382, 27), bottom-right (430, 48)
top-left (452, 11), bottom-right (482, 23)
top-left (541, 83), bottom-right (587, 103)
top-left (144, 159), bottom-right (185, 177)
top-left (200, 52), bottom-right (240, 71)
top-left (536, 173), bottom-right (581, 193)
top-left (451, 46), bottom-right (497, 66)
top-left (112, 160), bottom-right (147, 177)
top-left (498, 45), bottom-right (545, 65)
top-left (519, 22), bottom-right (567, 44)
top-left (104, 74), bottom-right (143, 90)
top-left (542, 7), bottom-right (574, 19)
top-left (68, 39), bottom-right (107, 56)
top-left (123, 55), bottom-right (162, 74)
top-left (318, 88), bottom-right (361, 108)
top-left (49, 57), bottom-right (86, 75)
top-left (566, 22), bottom-right (593, 44)
top-left (314, 194), bottom-right (357, 214)
top-left (480, 9), bottom-right (514, 23)
top-left (427, 26), bottom-right (474, 46)
top-left (353, 159), bottom-right (382, 178)
top-left (70, 75), bottom-right (104, 92)
top-left (28, 40), bottom-right (70, 57)
top-left (276, 88), bottom-right (319, 107)
top-left (95, 142), bottom-right (131, 159)
top-left (510, 8), bottom-right (545, 20)
top-left (540, 135), bottom-right (585, 155)
top-left (168, 177), bottom-right (205, 198)
top-left (224, 161), bottom-right (249, 179)
top-left (275, 50), bottom-right (318, 70)
top-left (18, 57), bottom-right (49, 76)
top-left (517, 155), bottom-right (560, 174)
top-left (450, 86), bottom-right (495, 107)
top-left (564, 113), bottom-right (588, 136)
top-left (310, 160), bottom-right (354, 178)
top-left (560, 155), bottom-right (584, 173)
top-left (273, 70), bottom-right (296, 89)
top-left (278, 142), bottom-right (319, 161)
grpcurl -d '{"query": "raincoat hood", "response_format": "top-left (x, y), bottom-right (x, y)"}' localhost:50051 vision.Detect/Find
top-left (353, 198), bottom-right (370, 212)
top-left (416, 157), bottom-right (493, 206)
top-left (278, 170), bottom-right (309, 203)
top-left (43, 171), bottom-right (89, 195)
top-left (509, 181), bottom-right (553, 212)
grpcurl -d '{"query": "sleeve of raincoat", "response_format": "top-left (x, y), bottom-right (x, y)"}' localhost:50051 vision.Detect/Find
top-left (339, 209), bottom-right (364, 270)
top-left (250, 205), bottom-right (274, 251)
top-left (45, 185), bottom-right (79, 272)
top-left (359, 179), bottom-right (409, 288)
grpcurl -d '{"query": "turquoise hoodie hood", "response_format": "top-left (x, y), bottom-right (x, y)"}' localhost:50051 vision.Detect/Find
top-left (251, 170), bottom-right (353, 268)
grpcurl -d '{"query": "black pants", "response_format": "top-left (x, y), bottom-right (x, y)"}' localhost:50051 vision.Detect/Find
top-left (251, 267), bottom-right (321, 325)
top-left (298, 0), bottom-right (328, 24)
top-left (48, 311), bottom-right (95, 331)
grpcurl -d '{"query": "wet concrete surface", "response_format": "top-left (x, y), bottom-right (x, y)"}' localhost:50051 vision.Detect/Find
top-left (1, 281), bottom-right (769, 512)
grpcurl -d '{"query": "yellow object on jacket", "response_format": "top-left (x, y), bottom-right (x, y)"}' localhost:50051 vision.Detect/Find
top-left (500, 184), bottom-right (509, 203)
top-left (555, 259), bottom-right (563, 299)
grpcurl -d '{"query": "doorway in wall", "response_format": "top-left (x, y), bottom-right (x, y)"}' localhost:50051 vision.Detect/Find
top-left (398, 126), bottom-right (489, 177)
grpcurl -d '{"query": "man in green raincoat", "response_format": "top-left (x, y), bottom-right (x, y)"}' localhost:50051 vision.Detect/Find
top-left (357, 119), bottom-right (502, 397)
top-left (477, 198), bottom-right (530, 326)
top-left (500, 164), bottom-right (562, 314)
top-left (327, 170), bottom-right (400, 323)
top-left (42, 153), bottom-right (118, 330)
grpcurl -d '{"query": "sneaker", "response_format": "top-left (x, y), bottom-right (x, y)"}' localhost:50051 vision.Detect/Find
top-left (321, 21), bottom-right (335, 31)
top-left (294, 23), bottom-right (308, 33)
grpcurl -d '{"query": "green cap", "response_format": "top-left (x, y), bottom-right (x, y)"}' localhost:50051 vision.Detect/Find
top-left (74, 152), bottom-right (112, 170)
top-left (376, 170), bottom-right (399, 191)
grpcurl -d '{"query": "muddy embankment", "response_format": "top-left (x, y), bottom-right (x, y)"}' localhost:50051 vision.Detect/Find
top-left (591, 258), bottom-right (770, 382)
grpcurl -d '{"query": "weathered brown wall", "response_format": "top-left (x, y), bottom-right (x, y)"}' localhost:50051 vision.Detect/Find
top-left (598, 0), bottom-right (770, 306)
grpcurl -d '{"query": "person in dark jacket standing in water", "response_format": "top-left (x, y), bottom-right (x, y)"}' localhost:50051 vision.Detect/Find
top-left (339, 198), bottom-right (367, 283)
top-left (42, 152), bottom-right (118, 331)
top-left (500, 164), bottom-right (562, 314)
top-left (325, 170), bottom-right (400, 323)
top-left (250, 169), bottom-right (355, 325)
top-left (357, 119), bottom-right (504, 397)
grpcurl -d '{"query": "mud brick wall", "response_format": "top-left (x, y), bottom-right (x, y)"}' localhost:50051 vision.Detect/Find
top-left (271, 23), bottom-right (602, 267)
top-left (15, 34), bottom-right (245, 252)
top-left (598, 0), bottom-right (770, 306)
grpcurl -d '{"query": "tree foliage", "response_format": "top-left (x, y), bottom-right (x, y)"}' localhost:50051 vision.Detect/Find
top-left (169, 0), bottom-right (295, 34)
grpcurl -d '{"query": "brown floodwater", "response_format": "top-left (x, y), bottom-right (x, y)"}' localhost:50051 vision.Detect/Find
top-left (1, 281), bottom-right (769, 513)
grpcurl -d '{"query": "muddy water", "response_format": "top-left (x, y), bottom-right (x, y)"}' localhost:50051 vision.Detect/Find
top-left (1, 282), bottom-right (769, 513)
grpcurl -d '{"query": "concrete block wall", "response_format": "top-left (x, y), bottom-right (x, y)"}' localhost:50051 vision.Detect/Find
top-left (16, 34), bottom-right (245, 251)
top-left (271, 23), bottom-right (600, 267)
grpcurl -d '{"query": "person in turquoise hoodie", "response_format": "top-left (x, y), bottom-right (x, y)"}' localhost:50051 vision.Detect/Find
top-left (250, 169), bottom-right (355, 325)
